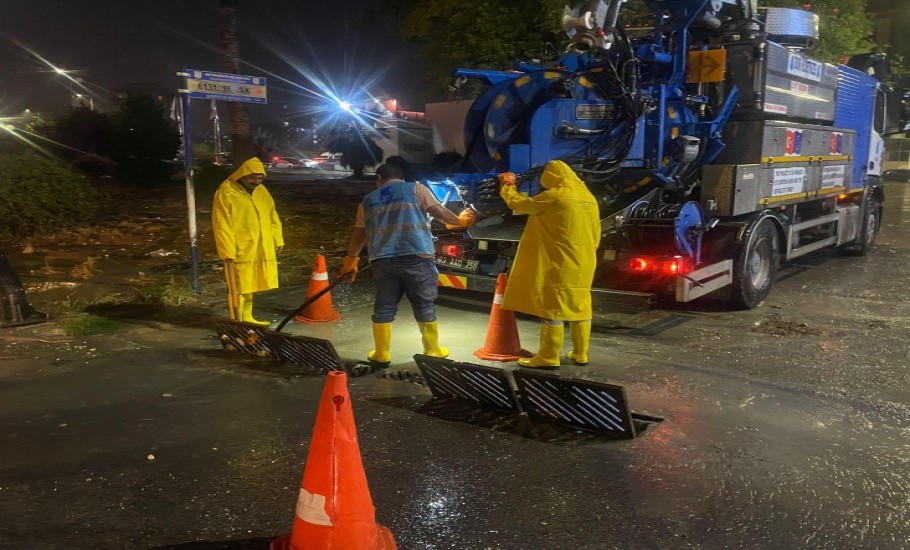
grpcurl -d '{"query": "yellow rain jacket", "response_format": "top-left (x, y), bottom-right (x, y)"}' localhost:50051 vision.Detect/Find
top-left (212, 158), bottom-right (284, 294)
top-left (499, 160), bottom-right (601, 320)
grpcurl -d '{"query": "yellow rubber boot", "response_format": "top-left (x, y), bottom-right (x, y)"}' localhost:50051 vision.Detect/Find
top-left (567, 320), bottom-right (591, 365)
top-left (417, 321), bottom-right (449, 358)
top-left (518, 322), bottom-right (564, 368)
top-left (368, 322), bottom-right (392, 364)
top-left (239, 294), bottom-right (270, 327)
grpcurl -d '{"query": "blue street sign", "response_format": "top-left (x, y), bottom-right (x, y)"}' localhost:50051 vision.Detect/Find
top-left (183, 69), bottom-right (267, 104)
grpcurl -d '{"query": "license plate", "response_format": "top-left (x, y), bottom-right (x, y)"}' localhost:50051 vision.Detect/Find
top-left (435, 255), bottom-right (480, 273)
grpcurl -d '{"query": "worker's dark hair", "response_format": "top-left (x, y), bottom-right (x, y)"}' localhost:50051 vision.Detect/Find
top-left (375, 163), bottom-right (404, 181)
top-left (384, 156), bottom-right (418, 181)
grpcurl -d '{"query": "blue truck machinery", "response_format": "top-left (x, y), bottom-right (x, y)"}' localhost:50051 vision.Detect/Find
top-left (426, 0), bottom-right (907, 310)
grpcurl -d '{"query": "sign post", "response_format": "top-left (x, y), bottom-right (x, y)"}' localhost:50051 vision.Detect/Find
top-left (176, 69), bottom-right (267, 294)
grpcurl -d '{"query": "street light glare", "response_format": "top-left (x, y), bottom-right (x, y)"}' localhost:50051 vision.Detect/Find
top-left (339, 101), bottom-right (352, 112)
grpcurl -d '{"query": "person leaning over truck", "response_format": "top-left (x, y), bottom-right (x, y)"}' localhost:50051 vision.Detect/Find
top-left (211, 157), bottom-right (284, 326)
top-left (498, 160), bottom-right (601, 368)
top-left (340, 162), bottom-right (474, 365)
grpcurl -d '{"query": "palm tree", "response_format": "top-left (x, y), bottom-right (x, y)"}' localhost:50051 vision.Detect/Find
top-left (218, 0), bottom-right (255, 165)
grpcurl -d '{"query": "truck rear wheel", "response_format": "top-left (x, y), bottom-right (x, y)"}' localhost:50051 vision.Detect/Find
top-left (731, 218), bottom-right (780, 309)
top-left (841, 192), bottom-right (881, 256)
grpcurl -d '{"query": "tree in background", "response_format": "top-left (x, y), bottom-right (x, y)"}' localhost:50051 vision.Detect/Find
top-left (325, 124), bottom-right (384, 179)
top-left (108, 94), bottom-right (181, 186)
top-left (218, 0), bottom-right (255, 165)
top-left (387, 0), bottom-right (565, 93)
top-left (391, 0), bottom-right (877, 95)
top-left (40, 107), bottom-right (114, 176)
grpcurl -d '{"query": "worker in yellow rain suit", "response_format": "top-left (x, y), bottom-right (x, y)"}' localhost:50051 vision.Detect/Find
top-left (212, 157), bottom-right (284, 326)
top-left (498, 160), bottom-right (601, 367)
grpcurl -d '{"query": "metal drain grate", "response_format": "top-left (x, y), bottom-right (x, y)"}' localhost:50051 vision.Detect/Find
top-left (214, 321), bottom-right (343, 373)
top-left (512, 370), bottom-right (636, 439)
top-left (414, 355), bottom-right (520, 413)
top-left (215, 321), bottom-right (274, 356)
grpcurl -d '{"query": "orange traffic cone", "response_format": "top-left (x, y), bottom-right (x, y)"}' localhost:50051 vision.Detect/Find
top-left (270, 371), bottom-right (397, 550)
top-left (474, 273), bottom-right (532, 362)
top-left (295, 255), bottom-right (341, 324)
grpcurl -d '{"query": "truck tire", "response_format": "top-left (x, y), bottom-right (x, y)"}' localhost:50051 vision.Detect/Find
top-left (841, 192), bottom-right (881, 256)
top-left (731, 218), bottom-right (780, 309)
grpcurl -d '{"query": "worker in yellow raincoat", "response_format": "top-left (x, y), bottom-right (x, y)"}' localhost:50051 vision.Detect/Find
top-left (212, 157), bottom-right (284, 326)
top-left (498, 160), bottom-right (601, 367)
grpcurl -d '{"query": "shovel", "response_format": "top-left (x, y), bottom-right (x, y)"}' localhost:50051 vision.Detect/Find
top-left (214, 261), bottom-right (371, 375)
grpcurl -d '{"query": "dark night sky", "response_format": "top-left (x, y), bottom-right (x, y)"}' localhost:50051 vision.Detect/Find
top-left (0, 0), bottom-right (428, 122)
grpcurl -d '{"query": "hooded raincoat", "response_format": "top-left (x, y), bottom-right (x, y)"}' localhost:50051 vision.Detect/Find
top-left (212, 158), bottom-right (284, 294)
top-left (499, 160), bottom-right (601, 320)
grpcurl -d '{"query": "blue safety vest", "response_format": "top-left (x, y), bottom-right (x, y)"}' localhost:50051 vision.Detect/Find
top-left (362, 180), bottom-right (434, 261)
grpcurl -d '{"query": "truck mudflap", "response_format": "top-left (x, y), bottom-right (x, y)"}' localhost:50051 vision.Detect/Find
top-left (676, 259), bottom-right (733, 302)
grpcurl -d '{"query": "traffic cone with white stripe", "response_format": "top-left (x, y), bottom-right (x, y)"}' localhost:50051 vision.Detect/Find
top-left (474, 273), bottom-right (532, 362)
top-left (270, 371), bottom-right (397, 550)
top-left (294, 255), bottom-right (341, 324)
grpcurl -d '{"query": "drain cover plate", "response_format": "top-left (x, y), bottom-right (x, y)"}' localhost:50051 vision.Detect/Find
top-left (214, 321), bottom-right (342, 372)
top-left (512, 370), bottom-right (636, 439)
top-left (414, 355), bottom-right (520, 413)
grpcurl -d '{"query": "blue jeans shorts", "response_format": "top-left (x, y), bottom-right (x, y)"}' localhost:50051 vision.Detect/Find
top-left (370, 256), bottom-right (439, 323)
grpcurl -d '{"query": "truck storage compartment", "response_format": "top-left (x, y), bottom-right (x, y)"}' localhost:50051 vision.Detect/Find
top-left (702, 121), bottom-right (855, 216)
top-left (726, 40), bottom-right (839, 123)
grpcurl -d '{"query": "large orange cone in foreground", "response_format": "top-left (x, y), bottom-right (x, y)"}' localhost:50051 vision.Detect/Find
top-left (474, 273), bottom-right (532, 361)
top-left (271, 371), bottom-right (396, 550)
top-left (295, 255), bottom-right (341, 324)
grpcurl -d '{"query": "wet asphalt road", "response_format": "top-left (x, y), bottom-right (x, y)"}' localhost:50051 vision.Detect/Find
top-left (2, 179), bottom-right (910, 549)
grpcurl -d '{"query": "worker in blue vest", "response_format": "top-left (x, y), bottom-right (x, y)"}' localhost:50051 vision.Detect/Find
top-left (341, 163), bottom-right (474, 365)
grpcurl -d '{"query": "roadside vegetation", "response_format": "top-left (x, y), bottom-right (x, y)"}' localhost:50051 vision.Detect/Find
top-left (0, 92), bottom-right (182, 238)
top-left (0, 151), bottom-right (99, 236)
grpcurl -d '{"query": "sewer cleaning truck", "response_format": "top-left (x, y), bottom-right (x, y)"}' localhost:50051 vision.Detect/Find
top-left (425, 0), bottom-right (906, 309)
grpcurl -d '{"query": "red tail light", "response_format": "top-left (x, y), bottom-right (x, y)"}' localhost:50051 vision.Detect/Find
top-left (663, 257), bottom-right (691, 275)
top-left (629, 256), bottom-right (691, 275)
top-left (443, 244), bottom-right (462, 257)
top-left (629, 257), bottom-right (652, 272)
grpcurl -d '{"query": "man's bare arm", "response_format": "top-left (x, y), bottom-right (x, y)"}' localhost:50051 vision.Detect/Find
top-left (427, 204), bottom-right (461, 226)
top-left (346, 227), bottom-right (367, 258)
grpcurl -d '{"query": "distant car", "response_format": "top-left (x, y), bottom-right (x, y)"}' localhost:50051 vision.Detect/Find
top-left (882, 169), bottom-right (910, 183)
top-left (314, 152), bottom-right (342, 164)
top-left (268, 156), bottom-right (302, 169)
